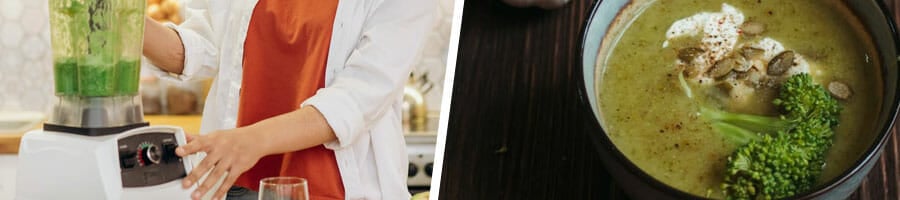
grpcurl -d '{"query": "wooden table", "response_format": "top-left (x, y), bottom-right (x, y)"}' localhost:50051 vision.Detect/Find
top-left (440, 0), bottom-right (900, 199)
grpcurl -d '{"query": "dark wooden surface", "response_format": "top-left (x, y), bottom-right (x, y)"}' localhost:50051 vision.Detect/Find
top-left (441, 0), bottom-right (900, 199)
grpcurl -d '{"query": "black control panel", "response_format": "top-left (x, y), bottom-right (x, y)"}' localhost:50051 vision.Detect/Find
top-left (118, 132), bottom-right (186, 187)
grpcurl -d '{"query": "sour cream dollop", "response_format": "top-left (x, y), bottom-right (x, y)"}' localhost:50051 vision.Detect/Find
top-left (663, 3), bottom-right (811, 85)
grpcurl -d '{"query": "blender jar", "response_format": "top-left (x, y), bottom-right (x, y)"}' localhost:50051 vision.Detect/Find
top-left (47, 0), bottom-right (147, 131)
top-left (49, 0), bottom-right (145, 97)
top-left (115, 0), bottom-right (145, 95)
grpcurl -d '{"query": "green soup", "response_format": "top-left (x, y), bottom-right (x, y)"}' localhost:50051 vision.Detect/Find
top-left (597, 0), bottom-right (882, 198)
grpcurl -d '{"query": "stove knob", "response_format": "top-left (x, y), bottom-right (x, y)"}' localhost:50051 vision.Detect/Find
top-left (408, 163), bottom-right (418, 177)
top-left (143, 144), bottom-right (163, 165)
top-left (424, 162), bottom-right (434, 177)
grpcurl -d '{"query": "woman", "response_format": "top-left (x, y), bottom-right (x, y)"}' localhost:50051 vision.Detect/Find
top-left (142, 0), bottom-right (437, 199)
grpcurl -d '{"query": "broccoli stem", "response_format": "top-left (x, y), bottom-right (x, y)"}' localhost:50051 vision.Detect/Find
top-left (710, 121), bottom-right (759, 145)
top-left (700, 107), bottom-right (793, 144)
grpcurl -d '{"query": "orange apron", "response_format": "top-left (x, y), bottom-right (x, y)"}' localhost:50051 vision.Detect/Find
top-left (235, 0), bottom-right (343, 199)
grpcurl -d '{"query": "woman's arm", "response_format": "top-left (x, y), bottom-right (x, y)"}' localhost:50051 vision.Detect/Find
top-left (249, 106), bottom-right (337, 154)
top-left (143, 17), bottom-right (186, 74)
top-left (143, 0), bottom-right (220, 81)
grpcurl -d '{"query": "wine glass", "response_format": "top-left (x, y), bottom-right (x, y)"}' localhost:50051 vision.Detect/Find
top-left (258, 177), bottom-right (309, 200)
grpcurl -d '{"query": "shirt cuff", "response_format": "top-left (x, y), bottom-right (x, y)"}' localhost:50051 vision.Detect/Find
top-left (145, 23), bottom-right (215, 82)
top-left (302, 88), bottom-right (366, 150)
top-left (142, 57), bottom-right (187, 82)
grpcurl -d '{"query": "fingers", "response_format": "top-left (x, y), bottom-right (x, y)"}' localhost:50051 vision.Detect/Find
top-left (172, 130), bottom-right (256, 200)
top-left (177, 137), bottom-right (204, 157)
top-left (185, 134), bottom-right (196, 142)
top-left (212, 171), bottom-right (241, 200)
top-left (194, 158), bottom-right (231, 200)
top-left (183, 151), bottom-right (220, 188)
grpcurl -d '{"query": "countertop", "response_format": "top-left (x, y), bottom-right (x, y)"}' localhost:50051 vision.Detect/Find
top-left (440, 0), bottom-right (900, 199)
top-left (0, 115), bottom-right (202, 154)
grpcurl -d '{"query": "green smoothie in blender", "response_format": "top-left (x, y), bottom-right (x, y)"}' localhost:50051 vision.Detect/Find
top-left (50, 0), bottom-right (145, 97)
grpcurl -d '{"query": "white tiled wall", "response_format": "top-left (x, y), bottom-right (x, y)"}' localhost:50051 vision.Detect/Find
top-left (0, 0), bottom-right (54, 113)
top-left (0, 1), bottom-right (48, 198)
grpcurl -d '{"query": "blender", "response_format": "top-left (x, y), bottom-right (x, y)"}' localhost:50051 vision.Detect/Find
top-left (16, 0), bottom-right (193, 199)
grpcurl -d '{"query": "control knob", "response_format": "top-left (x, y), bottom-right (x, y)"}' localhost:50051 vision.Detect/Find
top-left (138, 142), bottom-right (163, 166)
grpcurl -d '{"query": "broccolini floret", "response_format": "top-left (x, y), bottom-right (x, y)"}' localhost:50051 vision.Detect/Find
top-left (702, 74), bottom-right (842, 199)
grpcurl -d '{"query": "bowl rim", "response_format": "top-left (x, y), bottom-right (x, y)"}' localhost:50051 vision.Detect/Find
top-left (578, 0), bottom-right (900, 199)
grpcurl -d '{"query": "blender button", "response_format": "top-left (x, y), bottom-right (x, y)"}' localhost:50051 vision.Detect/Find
top-left (122, 158), bottom-right (138, 168)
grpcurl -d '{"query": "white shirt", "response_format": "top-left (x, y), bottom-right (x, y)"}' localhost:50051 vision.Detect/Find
top-left (145, 0), bottom-right (437, 199)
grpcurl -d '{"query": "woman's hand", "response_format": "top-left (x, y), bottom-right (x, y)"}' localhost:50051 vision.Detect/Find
top-left (174, 106), bottom-right (337, 199)
top-left (176, 127), bottom-right (267, 200)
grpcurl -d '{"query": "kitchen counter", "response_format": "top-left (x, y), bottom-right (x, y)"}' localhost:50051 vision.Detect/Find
top-left (143, 115), bottom-right (203, 135)
top-left (0, 115), bottom-right (202, 154)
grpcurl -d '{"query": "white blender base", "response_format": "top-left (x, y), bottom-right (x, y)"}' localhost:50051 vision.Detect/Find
top-left (16, 126), bottom-right (194, 200)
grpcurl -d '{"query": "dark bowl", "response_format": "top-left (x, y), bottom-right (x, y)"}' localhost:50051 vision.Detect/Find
top-left (580, 0), bottom-right (900, 199)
